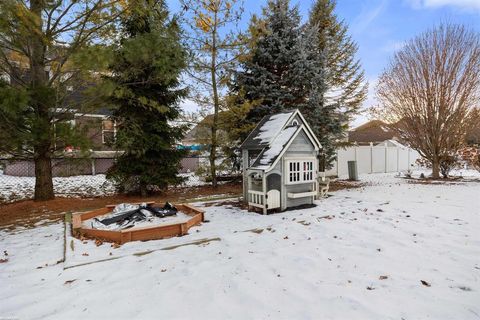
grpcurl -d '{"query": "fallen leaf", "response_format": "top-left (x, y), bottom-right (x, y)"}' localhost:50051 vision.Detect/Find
top-left (0, 258), bottom-right (8, 263)
top-left (366, 286), bottom-right (375, 290)
top-left (64, 279), bottom-right (76, 285)
top-left (379, 275), bottom-right (388, 280)
top-left (95, 239), bottom-right (103, 247)
top-left (457, 286), bottom-right (472, 291)
top-left (421, 280), bottom-right (431, 287)
top-left (82, 253), bottom-right (89, 256)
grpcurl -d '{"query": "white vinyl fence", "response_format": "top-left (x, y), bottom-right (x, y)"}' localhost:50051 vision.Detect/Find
top-left (326, 142), bottom-right (420, 177)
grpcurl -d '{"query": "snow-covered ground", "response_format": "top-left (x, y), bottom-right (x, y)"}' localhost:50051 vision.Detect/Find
top-left (1, 172), bottom-right (479, 319)
top-left (0, 174), bottom-right (117, 203)
top-left (0, 173), bottom-right (207, 203)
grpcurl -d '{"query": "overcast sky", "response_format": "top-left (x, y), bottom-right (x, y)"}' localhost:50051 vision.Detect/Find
top-left (167, 0), bottom-right (480, 128)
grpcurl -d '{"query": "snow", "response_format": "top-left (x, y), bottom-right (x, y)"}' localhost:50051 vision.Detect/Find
top-left (0, 172), bottom-right (207, 203)
top-left (257, 126), bottom-right (298, 167)
top-left (178, 172), bottom-right (208, 187)
top-left (380, 125), bottom-right (390, 132)
top-left (1, 172), bottom-right (480, 319)
top-left (0, 174), bottom-right (116, 203)
top-left (254, 111), bottom-right (293, 144)
top-left (83, 209), bottom-right (192, 231)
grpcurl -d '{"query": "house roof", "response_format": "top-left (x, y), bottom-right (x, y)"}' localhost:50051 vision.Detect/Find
top-left (251, 125), bottom-right (300, 169)
top-left (182, 114), bottom-right (214, 143)
top-left (348, 120), bottom-right (397, 144)
top-left (241, 109), bottom-right (321, 171)
top-left (182, 113), bottom-right (228, 144)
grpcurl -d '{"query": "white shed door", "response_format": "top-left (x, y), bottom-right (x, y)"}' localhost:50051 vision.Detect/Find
top-left (267, 190), bottom-right (280, 209)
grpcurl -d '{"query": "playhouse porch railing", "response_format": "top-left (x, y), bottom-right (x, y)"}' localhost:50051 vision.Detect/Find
top-left (248, 190), bottom-right (265, 208)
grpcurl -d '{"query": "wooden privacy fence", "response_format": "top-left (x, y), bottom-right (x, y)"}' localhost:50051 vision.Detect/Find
top-left (325, 142), bottom-right (420, 177)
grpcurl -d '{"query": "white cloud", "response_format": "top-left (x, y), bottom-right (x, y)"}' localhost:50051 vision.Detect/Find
top-left (406, 0), bottom-right (480, 11)
top-left (352, 0), bottom-right (388, 34)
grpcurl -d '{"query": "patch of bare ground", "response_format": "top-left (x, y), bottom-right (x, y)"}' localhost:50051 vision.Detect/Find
top-left (0, 183), bottom-right (241, 230)
top-left (328, 179), bottom-right (365, 191)
top-left (403, 177), bottom-right (480, 186)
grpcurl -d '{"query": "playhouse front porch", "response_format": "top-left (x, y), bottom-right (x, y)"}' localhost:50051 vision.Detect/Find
top-left (245, 168), bottom-right (321, 214)
top-left (246, 169), bottom-right (281, 214)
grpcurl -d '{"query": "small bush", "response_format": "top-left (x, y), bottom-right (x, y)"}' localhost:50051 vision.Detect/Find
top-left (439, 155), bottom-right (458, 178)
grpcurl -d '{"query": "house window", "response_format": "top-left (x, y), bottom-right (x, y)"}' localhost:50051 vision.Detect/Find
top-left (102, 119), bottom-right (116, 144)
top-left (286, 159), bottom-right (315, 184)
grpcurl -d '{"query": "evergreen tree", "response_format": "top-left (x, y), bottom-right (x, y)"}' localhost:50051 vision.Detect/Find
top-left (235, 0), bottom-right (313, 124)
top-left (0, 0), bottom-right (122, 200)
top-left (308, 0), bottom-right (367, 165)
top-left (106, 0), bottom-right (188, 196)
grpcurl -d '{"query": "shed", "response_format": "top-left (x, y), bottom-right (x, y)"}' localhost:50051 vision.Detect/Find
top-left (240, 109), bottom-right (322, 214)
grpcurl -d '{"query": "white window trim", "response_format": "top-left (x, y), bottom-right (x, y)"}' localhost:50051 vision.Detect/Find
top-left (284, 157), bottom-right (316, 185)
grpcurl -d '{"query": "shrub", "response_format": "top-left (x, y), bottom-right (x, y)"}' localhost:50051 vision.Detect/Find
top-left (439, 155), bottom-right (459, 178)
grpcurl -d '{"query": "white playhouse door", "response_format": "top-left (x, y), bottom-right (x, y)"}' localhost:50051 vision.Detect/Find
top-left (267, 190), bottom-right (280, 210)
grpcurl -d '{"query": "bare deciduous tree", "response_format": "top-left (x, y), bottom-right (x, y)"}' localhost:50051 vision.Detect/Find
top-left (180, 0), bottom-right (244, 187)
top-left (375, 23), bottom-right (480, 178)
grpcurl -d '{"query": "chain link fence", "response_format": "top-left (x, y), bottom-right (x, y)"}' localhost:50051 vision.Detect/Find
top-left (0, 156), bottom-right (240, 204)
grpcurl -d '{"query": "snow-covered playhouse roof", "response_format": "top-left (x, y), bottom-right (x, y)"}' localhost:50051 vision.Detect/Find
top-left (240, 109), bottom-right (322, 171)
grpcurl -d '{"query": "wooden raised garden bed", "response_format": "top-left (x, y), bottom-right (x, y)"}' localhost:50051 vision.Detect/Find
top-left (71, 202), bottom-right (205, 244)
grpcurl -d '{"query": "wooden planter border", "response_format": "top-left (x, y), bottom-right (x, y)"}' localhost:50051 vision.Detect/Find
top-left (72, 203), bottom-right (205, 244)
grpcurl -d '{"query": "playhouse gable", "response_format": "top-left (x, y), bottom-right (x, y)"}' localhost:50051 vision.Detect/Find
top-left (242, 109), bottom-right (321, 172)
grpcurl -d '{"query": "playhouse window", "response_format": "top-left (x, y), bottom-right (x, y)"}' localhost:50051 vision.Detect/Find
top-left (286, 160), bottom-right (314, 184)
top-left (288, 161), bottom-right (301, 182)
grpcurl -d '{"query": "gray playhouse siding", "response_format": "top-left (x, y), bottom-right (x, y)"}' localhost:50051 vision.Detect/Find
top-left (281, 132), bottom-right (317, 209)
top-left (241, 109), bottom-right (322, 213)
top-left (285, 131), bottom-right (314, 155)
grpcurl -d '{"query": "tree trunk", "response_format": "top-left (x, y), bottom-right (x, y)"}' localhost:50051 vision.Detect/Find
top-left (432, 157), bottom-right (440, 179)
top-left (31, 0), bottom-right (54, 201)
top-left (34, 151), bottom-right (54, 201)
top-left (209, 12), bottom-right (219, 188)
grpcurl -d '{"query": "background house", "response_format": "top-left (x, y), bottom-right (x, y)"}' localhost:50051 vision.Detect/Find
top-left (349, 118), bottom-right (480, 146)
top-left (3, 108), bottom-right (119, 177)
top-left (348, 120), bottom-right (398, 145)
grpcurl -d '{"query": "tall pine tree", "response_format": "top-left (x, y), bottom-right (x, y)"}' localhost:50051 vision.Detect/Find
top-left (308, 0), bottom-right (367, 165)
top-left (106, 0), bottom-right (187, 196)
top-left (234, 0), bottom-right (313, 124)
